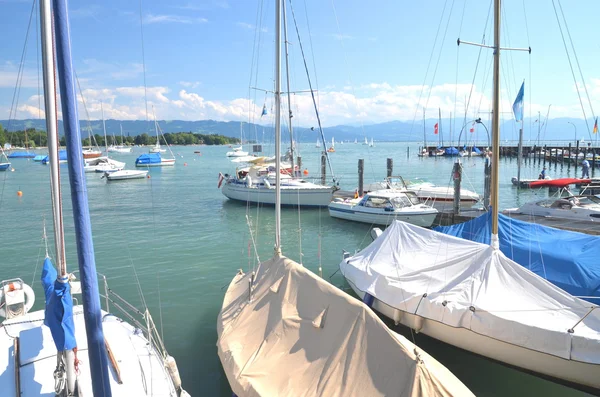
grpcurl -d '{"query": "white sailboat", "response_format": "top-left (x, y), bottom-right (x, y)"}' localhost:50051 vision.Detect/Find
top-left (363, 136), bottom-right (368, 145)
top-left (137, 112), bottom-right (176, 166)
top-left (226, 122), bottom-right (249, 157)
top-left (370, 137), bottom-right (374, 147)
top-left (339, 1), bottom-right (600, 393)
top-left (108, 124), bottom-right (133, 153)
top-left (327, 136), bottom-right (335, 152)
top-left (216, 3), bottom-right (473, 395)
top-left (149, 118), bottom-right (167, 153)
top-left (0, 2), bottom-right (187, 395)
top-left (315, 137), bottom-right (321, 148)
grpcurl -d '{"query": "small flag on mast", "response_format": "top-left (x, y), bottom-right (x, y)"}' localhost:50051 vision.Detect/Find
top-left (512, 81), bottom-right (525, 122)
top-left (594, 117), bottom-right (598, 134)
top-left (470, 122), bottom-right (475, 133)
top-left (261, 104), bottom-right (267, 117)
top-left (434, 123), bottom-right (439, 135)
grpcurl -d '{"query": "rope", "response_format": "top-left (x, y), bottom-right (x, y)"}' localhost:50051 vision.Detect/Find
top-left (138, 0), bottom-right (150, 132)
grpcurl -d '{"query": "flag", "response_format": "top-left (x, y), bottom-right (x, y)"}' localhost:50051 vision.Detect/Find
top-left (594, 117), bottom-right (598, 134)
top-left (512, 81), bottom-right (525, 122)
top-left (261, 104), bottom-right (267, 117)
top-left (434, 123), bottom-right (439, 135)
top-left (470, 122), bottom-right (475, 133)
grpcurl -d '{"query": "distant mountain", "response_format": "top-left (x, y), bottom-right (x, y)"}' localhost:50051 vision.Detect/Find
top-left (1, 117), bottom-right (597, 143)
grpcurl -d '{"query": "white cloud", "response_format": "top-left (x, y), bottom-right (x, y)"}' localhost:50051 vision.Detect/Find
top-left (332, 33), bottom-right (353, 41)
top-left (145, 14), bottom-right (208, 24)
top-left (237, 22), bottom-right (267, 33)
top-left (179, 81), bottom-right (201, 89)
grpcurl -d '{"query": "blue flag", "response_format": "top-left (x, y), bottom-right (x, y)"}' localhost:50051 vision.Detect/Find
top-left (261, 104), bottom-right (267, 117)
top-left (512, 81), bottom-right (525, 122)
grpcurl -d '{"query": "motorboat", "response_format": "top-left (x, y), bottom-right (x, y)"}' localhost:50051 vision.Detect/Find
top-left (505, 194), bottom-right (600, 222)
top-left (329, 189), bottom-right (438, 226)
top-left (103, 169), bottom-right (148, 181)
top-left (220, 165), bottom-right (333, 207)
top-left (226, 146), bottom-right (248, 157)
top-left (82, 157), bottom-right (125, 173)
top-left (365, 176), bottom-right (480, 210)
top-left (340, 221), bottom-right (600, 393)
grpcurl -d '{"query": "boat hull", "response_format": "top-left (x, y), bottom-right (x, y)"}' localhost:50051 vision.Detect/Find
top-left (344, 278), bottom-right (600, 394)
top-left (0, 163), bottom-right (10, 171)
top-left (105, 170), bottom-right (148, 180)
top-left (328, 204), bottom-right (437, 227)
top-left (135, 159), bottom-right (175, 167)
top-left (221, 181), bottom-right (333, 207)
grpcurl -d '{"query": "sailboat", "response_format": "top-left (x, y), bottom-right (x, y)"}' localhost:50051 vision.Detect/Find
top-left (0, 145), bottom-right (11, 171)
top-left (315, 137), bottom-right (321, 148)
top-left (84, 102), bottom-right (125, 173)
top-left (216, 2), bottom-right (473, 395)
top-left (354, 138), bottom-right (357, 144)
top-left (339, 1), bottom-right (600, 393)
top-left (219, 8), bottom-right (335, 208)
top-left (138, 115), bottom-right (175, 166)
top-left (369, 137), bottom-right (374, 147)
top-left (363, 136), bottom-right (368, 145)
top-left (108, 124), bottom-right (133, 153)
top-left (149, 116), bottom-right (167, 153)
top-left (226, 122), bottom-right (249, 157)
top-left (81, 124), bottom-right (102, 159)
top-left (327, 136), bottom-right (335, 152)
top-left (0, 1), bottom-right (187, 395)
top-left (7, 127), bottom-right (36, 158)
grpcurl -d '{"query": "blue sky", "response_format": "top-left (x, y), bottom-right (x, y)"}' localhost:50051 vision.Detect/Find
top-left (0, 0), bottom-right (598, 130)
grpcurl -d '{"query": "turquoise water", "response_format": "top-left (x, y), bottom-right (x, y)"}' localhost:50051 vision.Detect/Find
top-left (0, 142), bottom-right (592, 397)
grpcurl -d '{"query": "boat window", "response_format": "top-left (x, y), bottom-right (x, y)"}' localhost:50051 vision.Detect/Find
top-left (405, 192), bottom-right (421, 205)
top-left (536, 200), bottom-right (555, 208)
top-left (364, 197), bottom-right (391, 208)
top-left (573, 196), bottom-right (600, 207)
top-left (550, 199), bottom-right (572, 210)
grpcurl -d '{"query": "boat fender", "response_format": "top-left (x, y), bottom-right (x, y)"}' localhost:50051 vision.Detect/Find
top-left (413, 316), bottom-right (424, 334)
top-left (0, 282), bottom-right (35, 318)
top-left (263, 178), bottom-right (271, 189)
top-left (393, 309), bottom-right (403, 325)
top-left (165, 355), bottom-right (183, 391)
top-left (362, 292), bottom-right (375, 308)
top-left (246, 175), bottom-right (252, 187)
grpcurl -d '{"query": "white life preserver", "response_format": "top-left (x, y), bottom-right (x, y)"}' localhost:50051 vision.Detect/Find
top-left (0, 282), bottom-right (35, 318)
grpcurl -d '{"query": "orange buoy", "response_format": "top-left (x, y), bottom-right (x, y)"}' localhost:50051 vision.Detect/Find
top-left (17, 191), bottom-right (23, 197)
top-left (147, 175), bottom-right (151, 179)
top-left (303, 169), bottom-right (309, 176)
top-left (184, 162), bottom-right (188, 166)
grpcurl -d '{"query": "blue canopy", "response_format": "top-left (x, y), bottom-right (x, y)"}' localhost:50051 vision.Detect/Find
top-left (41, 258), bottom-right (77, 350)
top-left (471, 146), bottom-right (482, 154)
top-left (41, 150), bottom-right (67, 164)
top-left (8, 151), bottom-right (35, 158)
top-left (435, 212), bottom-right (600, 304)
top-left (135, 153), bottom-right (161, 165)
top-left (444, 147), bottom-right (458, 156)
top-left (33, 154), bottom-right (46, 162)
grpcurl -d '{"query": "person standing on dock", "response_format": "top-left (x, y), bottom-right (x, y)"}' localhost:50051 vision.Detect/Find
top-left (581, 159), bottom-right (590, 179)
top-left (538, 167), bottom-right (547, 180)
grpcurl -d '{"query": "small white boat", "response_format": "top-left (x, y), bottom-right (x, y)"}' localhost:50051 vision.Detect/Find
top-left (505, 194), bottom-right (600, 222)
top-left (108, 145), bottom-right (132, 153)
top-left (328, 189), bottom-right (438, 226)
top-left (226, 146), bottom-right (248, 157)
top-left (365, 176), bottom-right (480, 210)
top-left (84, 157), bottom-right (125, 173)
top-left (103, 169), bottom-right (148, 180)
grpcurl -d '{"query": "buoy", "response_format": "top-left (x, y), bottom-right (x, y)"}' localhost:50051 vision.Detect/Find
top-left (11, 168), bottom-right (15, 172)
top-left (17, 191), bottom-right (23, 197)
top-left (303, 169), bottom-right (308, 176)
top-left (184, 162), bottom-right (187, 166)
top-left (147, 175), bottom-right (151, 179)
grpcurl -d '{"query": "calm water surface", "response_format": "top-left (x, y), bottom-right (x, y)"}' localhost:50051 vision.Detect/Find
top-left (0, 142), bottom-right (592, 396)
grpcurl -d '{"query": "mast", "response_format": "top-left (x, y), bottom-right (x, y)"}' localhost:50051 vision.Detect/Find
top-left (40, 0), bottom-right (66, 277)
top-left (274, 0), bottom-right (282, 254)
top-left (423, 108), bottom-right (427, 151)
top-left (52, 0), bottom-right (113, 395)
top-left (490, 0), bottom-right (501, 243)
top-left (282, 0), bottom-right (294, 175)
top-left (101, 101), bottom-right (108, 157)
top-left (438, 108), bottom-right (442, 147)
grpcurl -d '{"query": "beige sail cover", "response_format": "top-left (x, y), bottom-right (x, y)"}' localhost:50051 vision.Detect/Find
top-left (217, 255), bottom-right (473, 397)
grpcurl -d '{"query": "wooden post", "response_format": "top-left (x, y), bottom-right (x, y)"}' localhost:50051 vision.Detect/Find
top-left (407, 146), bottom-right (410, 158)
top-left (321, 152), bottom-right (326, 186)
top-left (575, 141), bottom-right (580, 172)
top-left (296, 156), bottom-right (302, 177)
top-left (358, 159), bottom-right (364, 197)
top-left (386, 158), bottom-right (393, 177)
top-left (593, 149), bottom-right (596, 177)
top-left (453, 160), bottom-right (462, 215)
top-left (483, 157), bottom-right (491, 211)
top-left (533, 145), bottom-right (537, 165)
top-left (543, 145), bottom-right (547, 167)
top-left (568, 143), bottom-right (572, 171)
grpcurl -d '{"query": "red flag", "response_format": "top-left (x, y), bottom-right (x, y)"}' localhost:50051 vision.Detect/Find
top-left (470, 122), bottom-right (475, 133)
top-left (434, 123), bottom-right (439, 135)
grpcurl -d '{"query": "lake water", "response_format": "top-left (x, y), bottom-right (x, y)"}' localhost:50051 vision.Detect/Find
top-left (0, 142), bottom-right (592, 396)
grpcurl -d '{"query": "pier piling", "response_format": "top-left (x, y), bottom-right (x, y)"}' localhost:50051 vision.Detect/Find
top-left (321, 152), bottom-right (326, 186)
top-left (483, 157), bottom-right (491, 211)
top-left (386, 158), bottom-right (393, 178)
top-left (358, 159), bottom-right (364, 197)
top-left (575, 141), bottom-right (580, 172)
top-left (453, 160), bottom-right (462, 215)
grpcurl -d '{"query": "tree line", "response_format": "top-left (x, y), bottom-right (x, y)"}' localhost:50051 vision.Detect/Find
top-left (0, 124), bottom-right (240, 148)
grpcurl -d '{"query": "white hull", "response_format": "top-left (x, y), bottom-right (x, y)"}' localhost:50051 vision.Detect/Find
top-left (83, 157), bottom-right (125, 173)
top-left (108, 146), bottom-right (132, 153)
top-left (226, 151), bottom-right (249, 157)
top-left (0, 307), bottom-right (179, 396)
top-left (328, 203), bottom-right (437, 226)
top-left (221, 181), bottom-right (333, 207)
top-left (105, 170), bottom-right (148, 180)
top-left (344, 279), bottom-right (599, 393)
top-left (135, 159), bottom-right (175, 167)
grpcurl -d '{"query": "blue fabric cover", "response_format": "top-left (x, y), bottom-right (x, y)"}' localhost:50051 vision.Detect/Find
top-left (135, 153), bottom-right (161, 165)
top-left (435, 212), bottom-right (600, 304)
top-left (471, 147), bottom-right (482, 154)
top-left (41, 150), bottom-right (67, 164)
top-left (444, 147), bottom-right (458, 155)
top-left (41, 258), bottom-right (77, 350)
top-left (7, 151), bottom-right (35, 158)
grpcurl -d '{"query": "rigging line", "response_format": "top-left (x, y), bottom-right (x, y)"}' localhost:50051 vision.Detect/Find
top-left (302, 0), bottom-right (320, 109)
top-left (557, 0), bottom-right (596, 122)
top-left (501, 3), bottom-right (518, 101)
top-left (7, 0), bottom-right (37, 134)
top-left (453, 0), bottom-right (468, 140)
top-left (247, 0), bottom-right (264, 127)
top-left (408, 0), bottom-right (449, 138)
top-left (422, 0), bottom-right (456, 133)
top-left (289, 0), bottom-right (336, 183)
top-left (551, 0), bottom-right (592, 140)
top-left (521, 0), bottom-right (532, 141)
top-left (35, 0), bottom-right (41, 120)
top-left (138, 0), bottom-right (150, 131)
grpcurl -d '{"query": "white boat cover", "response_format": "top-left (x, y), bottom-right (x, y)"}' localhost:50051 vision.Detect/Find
top-left (340, 221), bottom-right (600, 364)
top-left (217, 255), bottom-right (473, 397)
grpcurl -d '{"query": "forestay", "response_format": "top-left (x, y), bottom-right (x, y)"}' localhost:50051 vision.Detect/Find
top-left (341, 221), bottom-right (600, 364)
top-left (217, 255), bottom-right (473, 397)
top-left (435, 212), bottom-right (600, 304)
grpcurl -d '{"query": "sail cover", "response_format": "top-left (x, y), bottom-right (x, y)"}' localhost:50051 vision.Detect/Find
top-left (341, 221), bottom-right (600, 363)
top-left (217, 255), bottom-right (473, 397)
top-left (8, 151), bottom-right (35, 158)
top-left (41, 149), bottom-right (67, 164)
top-left (435, 212), bottom-right (600, 304)
top-left (40, 258), bottom-right (76, 350)
top-left (135, 153), bottom-right (161, 165)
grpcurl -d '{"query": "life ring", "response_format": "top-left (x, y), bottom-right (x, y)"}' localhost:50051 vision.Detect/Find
top-left (0, 282), bottom-right (35, 318)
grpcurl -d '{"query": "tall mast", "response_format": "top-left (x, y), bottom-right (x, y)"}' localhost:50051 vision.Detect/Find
top-left (282, 0), bottom-right (294, 175)
top-left (52, 0), bottom-right (113, 394)
top-left (101, 101), bottom-right (108, 156)
top-left (423, 108), bottom-right (427, 150)
top-left (274, 0), bottom-right (282, 254)
top-left (490, 0), bottom-right (501, 242)
top-left (438, 108), bottom-right (442, 146)
top-left (40, 0), bottom-right (66, 278)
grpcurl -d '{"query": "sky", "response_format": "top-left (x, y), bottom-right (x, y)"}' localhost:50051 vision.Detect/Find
top-left (0, 0), bottom-right (599, 133)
